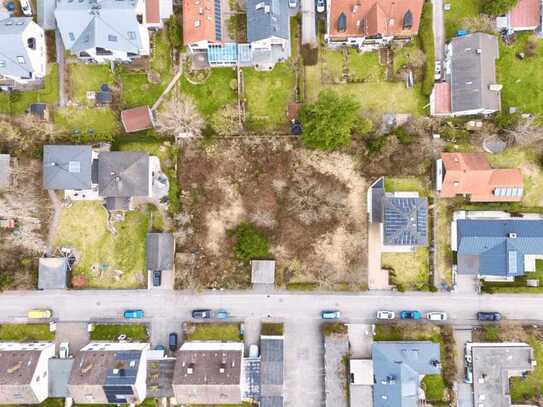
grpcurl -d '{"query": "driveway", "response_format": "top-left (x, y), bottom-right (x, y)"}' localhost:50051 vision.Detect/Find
top-left (368, 223), bottom-right (390, 290)
top-left (432, 0), bottom-right (445, 61)
top-left (55, 29), bottom-right (66, 108)
top-left (454, 274), bottom-right (479, 295)
top-left (301, 0), bottom-right (317, 46)
top-left (54, 322), bottom-right (89, 356)
top-left (454, 328), bottom-right (473, 407)
top-left (347, 324), bottom-right (373, 358)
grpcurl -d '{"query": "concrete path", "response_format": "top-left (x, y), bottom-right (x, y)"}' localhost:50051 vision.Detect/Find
top-left (368, 223), bottom-right (389, 290)
top-left (151, 68), bottom-right (183, 111)
top-left (432, 0), bottom-right (445, 61)
top-left (46, 189), bottom-right (62, 253)
top-left (55, 29), bottom-right (66, 108)
top-left (301, 0), bottom-right (317, 46)
top-left (54, 322), bottom-right (89, 356)
top-left (347, 324), bottom-right (373, 358)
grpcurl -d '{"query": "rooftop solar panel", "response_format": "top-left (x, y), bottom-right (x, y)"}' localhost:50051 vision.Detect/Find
top-left (383, 197), bottom-right (428, 246)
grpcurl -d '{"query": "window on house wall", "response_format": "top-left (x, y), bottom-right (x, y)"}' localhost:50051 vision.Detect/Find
top-left (0, 61), bottom-right (6, 67)
top-left (127, 31), bottom-right (136, 40)
top-left (17, 56), bottom-right (25, 64)
top-left (108, 34), bottom-right (118, 42)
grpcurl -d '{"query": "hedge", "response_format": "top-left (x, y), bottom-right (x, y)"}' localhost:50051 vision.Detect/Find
top-left (419, 2), bottom-right (435, 96)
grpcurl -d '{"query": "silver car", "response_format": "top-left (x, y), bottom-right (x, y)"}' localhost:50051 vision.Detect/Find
top-left (376, 310), bottom-right (395, 320)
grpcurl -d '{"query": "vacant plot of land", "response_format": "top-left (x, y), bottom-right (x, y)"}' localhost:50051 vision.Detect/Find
top-left (180, 68), bottom-right (237, 117)
top-left (444, 0), bottom-right (482, 39)
top-left (54, 202), bottom-right (149, 288)
top-left (497, 34), bottom-right (543, 115)
top-left (177, 138), bottom-right (368, 290)
top-left (382, 247), bottom-right (430, 291)
top-left (90, 324), bottom-right (149, 341)
top-left (0, 64), bottom-right (59, 114)
top-left (243, 64), bottom-right (296, 130)
top-left (0, 324), bottom-right (55, 341)
top-left (184, 323), bottom-right (242, 341)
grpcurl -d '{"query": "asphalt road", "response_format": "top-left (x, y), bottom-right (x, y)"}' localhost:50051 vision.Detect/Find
top-left (3, 289), bottom-right (541, 406)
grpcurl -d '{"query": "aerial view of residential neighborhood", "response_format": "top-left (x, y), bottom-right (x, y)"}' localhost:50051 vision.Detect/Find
top-left (4, 0), bottom-right (543, 404)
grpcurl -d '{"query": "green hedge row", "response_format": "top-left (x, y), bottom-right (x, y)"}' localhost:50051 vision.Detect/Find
top-left (419, 2), bottom-right (435, 96)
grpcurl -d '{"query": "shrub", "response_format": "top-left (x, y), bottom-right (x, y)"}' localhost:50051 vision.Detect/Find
top-left (482, 0), bottom-right (518, 16)
top-left (495, 111), bottom-right (521, 129)
top-left (230, 223), bottom-right (269, 263)
top-left (366, 134), bottom-right (388, 155)
top-left (394, 126), bottom-right (414, 145)
top-left (419, 3), bottom-right (435, 96)
top-left (321, 323), bottom-right (347, 336)
top-left (167, 15), bottom-right (181, 49)
top-left (422, 375), bottom-right (446, 401)
top-left (525, 35), bottom-right (539, 57)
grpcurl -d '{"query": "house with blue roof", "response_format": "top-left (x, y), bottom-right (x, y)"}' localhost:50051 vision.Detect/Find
top-left (372, 342), bottom-right (441, 407)
top-left (455, 214), bottom-right (543, 280)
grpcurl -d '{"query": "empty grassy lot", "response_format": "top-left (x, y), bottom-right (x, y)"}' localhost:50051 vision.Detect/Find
top-left (184, 323), bottom-right (242, 341)
top-left (244, 64), bottom-right (296, 130)
top-left (90, 324), bottom-right (149, 341)
top-left (54, 107), bottom-right (120, 140)
top-left (180, 68), bottom-right (237, 117)
top-left (382, 247), bottom-right (430, 291)
top-left (54, 201), bottom-right (150, 288)
top-left (0, 324), bottom-right (55, 341)
top-left (444, 0), bottom-right (482, 39)
top-left (497, 33), bottom-right (543, 115)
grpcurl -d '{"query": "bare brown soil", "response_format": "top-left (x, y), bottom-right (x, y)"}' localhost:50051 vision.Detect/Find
top-left (175, 138), bottom-right (368, 289)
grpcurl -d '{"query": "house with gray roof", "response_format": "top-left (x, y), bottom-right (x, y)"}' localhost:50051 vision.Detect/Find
top-left (368, 177), bottom-right (428, 251)
top-left (372, 342), bottom-right (441, 407)
top-left (38, 257), bottom-right (70, 290)
top-left (146, 232), bottom-right (174, 272)
top-left (454, 212), bottom-right (543, 281)
top-left (43, 145), bottom-right (95, 191)
top-left (260, 336), bottom-right (284, 407)
top-left (0, 16), bottom-right (46, 85)
top-left (431, 32), bottom-right (501, 116)
top-left (55, 0), bottom-right (153, 63)
top-left (247, 0), bottom-right (290, 70)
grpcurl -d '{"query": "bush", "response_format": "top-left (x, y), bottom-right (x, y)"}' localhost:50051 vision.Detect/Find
top-left (366, 134), bottom-right (388, 155)
top-left (482, 0), bottom-right (518, 16)
top-left (394, 126), bottom-right (414, 145)
top-left (302, 44), bottom-right (319, 66)
top-left (419, 3), bottom-right (435, 96)
top-left (261, 323), bottom-right (284, 336)
top-left (422, 375), bottom-right (446, 401)
top-left (495, 111), bottom-right (521, 129)
top-left (230, 223), bottom-right (269, 264)
top-left (167, 15), bottom-right (181, 49)
top-left (321, 323), bottom-right (347, 336)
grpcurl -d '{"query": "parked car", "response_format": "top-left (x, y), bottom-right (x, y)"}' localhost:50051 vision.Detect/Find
top-left (477, 312), bottom-right (501, 321)
top-left (59, 342), bottom-right (70, 359)
top-left (192, 309), bottom-right (212, 319)
top-left (426, 312), bottom-right (448, 321)
top-left (321, 310), bottom-right (341, 319)
top-left (20, 0), bottom-right (32, 16)
top-left (28, 309), bottom-right (52, 319)
top-left (123, 309), bottom-right (144, 319)
top-left (168, 333), bottom-right (178, 352)
top-left (215, 309), bottom-right (229, 320)
top-left (376, 310), bottom-right (395, 320)
top-left (316, 0), bottom-right (325, 13)
top-left (400, 310), bottom-right (422, 320)
top-left (288, 0), bottom-right (297, 8)
top-left (154, 345), bottom-right (165, 351)
top-left (152, 271), bottom-right (161, 287)
top-left (434, 61), bottom-right (442, 80)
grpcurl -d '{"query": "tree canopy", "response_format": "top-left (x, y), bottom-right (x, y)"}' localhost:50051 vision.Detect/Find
top-left (299, 90), bottom-right (360, 150)
top-left (482, 0), bottom-right (518, 16)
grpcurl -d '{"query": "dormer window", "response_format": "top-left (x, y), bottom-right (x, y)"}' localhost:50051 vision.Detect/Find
top-left (27, 37), bottom-right (36, 50)
top-left (337, 12), bottom-right (347, 33)
top-left (403, 10), bottom-right (413, 29)
top-left (17, 56), bottom-right (25, 64)
top-left (136, 14), bottom-right (143, 24)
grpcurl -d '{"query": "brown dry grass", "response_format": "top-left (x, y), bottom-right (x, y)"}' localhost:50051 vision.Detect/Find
top-left (175, 138), bottom-right (368, 289)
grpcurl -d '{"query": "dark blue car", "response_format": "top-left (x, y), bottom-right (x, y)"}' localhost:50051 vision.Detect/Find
top-left (400, 310), bottom-right (422, 320)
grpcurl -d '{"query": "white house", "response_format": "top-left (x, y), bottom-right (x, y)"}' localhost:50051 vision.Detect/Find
top-left (0, 17), bottom-right (46, 85)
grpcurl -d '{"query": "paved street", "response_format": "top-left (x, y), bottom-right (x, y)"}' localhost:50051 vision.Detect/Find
top-left (2, 289), bottom-right (542, 406)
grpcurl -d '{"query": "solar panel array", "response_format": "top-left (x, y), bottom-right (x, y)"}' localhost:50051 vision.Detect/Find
top-left (494, 187), bottom-right (523, 197)
top-left (214, 0), bottom-right (222, 41)
top-left (104, 385), bottom-right (134, 403)
top-left (244, 358), bottom-right (261, 400)
top-left (383, 197), bottom-right (428, 246)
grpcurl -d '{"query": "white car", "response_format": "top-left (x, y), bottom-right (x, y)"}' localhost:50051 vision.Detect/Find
top-left (59, 342), bottom-right (70, 359)
top-left (426, 311), bottom-right (448, 321)
top-left (288, 0), bottom-right (297, 8)
top-left (20, 0), bottom-right (32, 16)
top-left (316, 0), bottom-right (325, 13)
top-left (376, 310), bottom-right (395, 320)
top-left (434, 61), bottom-right (442, 81)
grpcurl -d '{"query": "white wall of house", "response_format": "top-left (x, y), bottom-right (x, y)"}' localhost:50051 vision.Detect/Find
top-left (251, 36), bottom-right (288, 51)
top-left (30, 343), bottom-right (56, 402)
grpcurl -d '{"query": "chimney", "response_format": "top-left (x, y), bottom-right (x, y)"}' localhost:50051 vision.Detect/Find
top-left (509, 233), bottom-right (517, 239)
top-left (187, 362), bottom-right (195, 374)
top-left (219, 362), bottom-right (226, 373)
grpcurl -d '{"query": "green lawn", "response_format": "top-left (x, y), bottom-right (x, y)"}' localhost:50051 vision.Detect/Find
top-left (185, 323), bottom-right (242, 341)
top-left (54, 107), bottom-right (120, 140)
top-left (244, 64), bottom-right (296, 130)
top-left (68, 64), bottom-right (114, 105)
top-left (90, 324), bottom-right (149, 341)
top-left (0, 64), bottom-right (59, 114)
top-left (384, 176), bottom-right (428, 196)
top-left (422, 374), bottom-right (446, 402)
top-left (119, 71), bottom-right (164, 108)
top-left (54, 201), bottom-right (149, 288)
top-left (497, 33), bottom-right (543, 115)
top-left (320, 48), bottom-right (345, 83)
top-left (0, 324), bottom-right (55, 341)
top-left (482, 260), bottom-right (543, 293)
top-left (510, 336), bottom-right (543, 403)
top-left (382, 247), bottom-right (430, 291)
top-left (115, 134), bottom-right (180, 214)
top-left (444, 0), bottom-right (482, 39)
top-left (261, 323), bottom-right (284, 336)
top-left (180, 68), bottom-right (237, 117)
top-left (349, 49), bottom-right (386, 82)
top-left (150, 29), bottom-right (172, 80)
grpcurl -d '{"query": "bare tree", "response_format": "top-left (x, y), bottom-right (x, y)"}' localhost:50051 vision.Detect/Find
top-left (155, 94), bottom-right (205, 139)
top-left (504, 116), bottom-right (543, 146)
top-left (18, 114), bottom-right (60, 143)
top-left (461, 14), bottom-right (497, 34)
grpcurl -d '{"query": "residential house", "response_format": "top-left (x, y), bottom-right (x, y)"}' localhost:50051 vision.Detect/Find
top-left (431, 33), bottom-right (501, 116)
top-left (260, 336), bottom-right (284, 407)
top-left (38, 257), bottom-right (70, 290)
top-left (182, 0), bottom-right (221, 52)
top-left (121, 106), bottom-right (155, 133)
top-left (42, 145), bottom-right (169, 211)
top-left (466, 342), bottom-right (535, 407)
top-left (453, 212), bottom-right (543, 281)
top-left (436, 152), bottom-right (523, 202)
top-left (172, 341), bottom-right (244, 405)
top-left (0, 17), bottom-right (46, 85)
top-left (349, 359), bottom-right (373, 407)
top-left (146, 232), bottom-right (175, 288)
top-left (247, 0), bottom-right (290, 70)
top-left (372, 342), bottom-right (441, 406)
top-left (68, 342), bottom-right (149, 404)
top-left (368, 177), bottom-right (428, 252)
top-left (496, 0), bottom-right (541, 32)
top-left (48, 358), bottom-right (75, 398)
top-left (325, 0), bottom-right (424, 49)
top-left (0, 342), bottom-right (56, 404)
top-left (55, 0), bottom-right (171, 63)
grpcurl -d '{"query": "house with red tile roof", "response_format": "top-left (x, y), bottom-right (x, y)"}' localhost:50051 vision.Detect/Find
top-left (325, 0), bottom-right (424, 48)
top-left (183, 0), bottom-right (221, 51)
top-left (496, 0), bottom-right (541, 32)
top-left (436, 152), bottom-right (523, 202)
